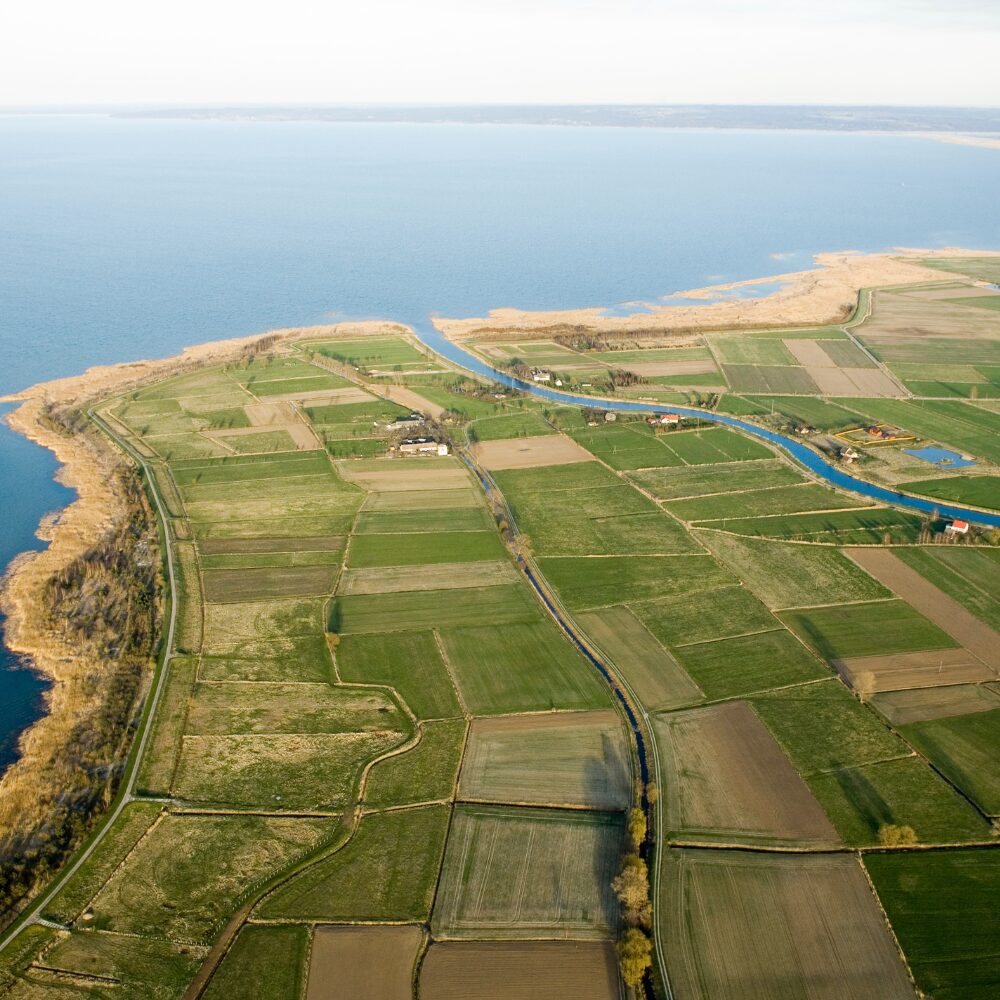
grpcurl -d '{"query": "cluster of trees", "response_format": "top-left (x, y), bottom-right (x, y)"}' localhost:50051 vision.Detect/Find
top-left (605, 369), bottom-right (647, 391)
top-left (614, 806), bottom-right (655, 990)
top-left (0, 469), bottom-right (161, 924)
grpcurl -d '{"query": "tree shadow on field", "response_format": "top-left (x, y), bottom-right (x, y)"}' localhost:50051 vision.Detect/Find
top-left (327, 600), bottom-right (342, 633)
top-left (832, 766), bottom-right (893, 837)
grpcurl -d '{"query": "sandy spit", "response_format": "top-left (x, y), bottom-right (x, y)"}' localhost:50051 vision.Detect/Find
top-left (434, 248), bottom-right (1000, 340)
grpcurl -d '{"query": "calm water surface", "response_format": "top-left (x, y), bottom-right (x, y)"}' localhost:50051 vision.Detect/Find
top-left (1, 115), bottom-right (998, 767)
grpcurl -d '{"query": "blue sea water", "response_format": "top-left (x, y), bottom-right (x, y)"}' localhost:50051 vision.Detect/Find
top-left (1, 114), bottom-right (999, 768)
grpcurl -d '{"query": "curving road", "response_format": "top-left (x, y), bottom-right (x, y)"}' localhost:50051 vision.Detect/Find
top-left (410, 321), bottom-right (1000, 528)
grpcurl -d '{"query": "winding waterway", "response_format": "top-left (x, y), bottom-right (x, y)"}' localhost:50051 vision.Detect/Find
top-left (411, 323), bottom-right (1000, 527)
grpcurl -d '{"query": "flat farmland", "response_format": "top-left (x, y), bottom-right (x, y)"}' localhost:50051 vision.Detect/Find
top-left (432, 805), bottom-right (622, 939)
top-left (697, 532), bottom-right (889, 609)
top-left (198, 635), bottom-right (331, 682)
top-left (458, 711), bottom-right (630, 809)
top-left (204, 925), bottom-right (308, 1000)
top-left (363, 719), bottom-right (467, 807)
top-left (172, 731), bottom-right (403, 809)
top-left (305, 335), bottom-right (430, 368)
top-left (439, 622), bottom-right (610, 714)
top-left (346, 530), bottom-right (505, 567)
top-left (750, 680), bottom-right (905, 774)
top-left (492, 459), bottom-right (628, 494)
top-left (902, 708), bottom-right (1000, 815)
top-left (628, 459), bottom-right (801, 500)
top-left (872, 683), bottom-right (1000, 725)
top-left (201, 598), bottom-right (324, 648)
top-left (202, 565), bottom-right (336, 602)
top-left (845, 547), bottom-right (1000, 670)
top-left (468, 411), bottom-right (553, 440)
top-left (258, 805), bottom-right (450, 922)
top-left (674, 630), bottom-right (825, 700)
top-left (332, 584), bottom-right (541, 634)
top-left (575, 605), bottom-right (704, 710)
top-left (87, 814), bottom-right (331, 942)
top-left (779, 600), bottom-right (957, 661)
top-left (839, 647), bottom-right (992, 695)
top-left (570, 424), bottom-right (684, 470)
top-left (665, 483), bottom-right (862, 522)
top-left (808, 756), bottom-right (989, 846)
top-left (306, 926), bottom-right (422, 1000)
top-left (363, 487), bottom-right (482, 510)
top-left (419, 941), bottom-right (620, 1000)
top-left (473, 434), bottom-right (595, 470)
top-left (654, 702), bottom-right (839, 846)
top-left (355, 506), bottom-right (493, 533)
top-left (721, 364), bottom-right (821, 395)
top-left (338, 559), bottom-right (517, 595)
top-left (339, 464), bottom-right (473, 493)
top-left (632, 585), bottom-right (777, 647)
top-left (706, 506), bottom-right (922, 544)
top-left (865, 848), bottom-right (1000, 1000)
top-left (900, 474), bottom-right (1000, 510)
top-left (660, 849), bottom-right (916, 1000)
top-left (335, 631), bottom-right (463, 720)
top-left (536, 555), bottom-right (731, 610)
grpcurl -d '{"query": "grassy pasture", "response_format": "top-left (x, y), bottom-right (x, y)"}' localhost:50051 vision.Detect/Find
top-left (364, 719), bottom-right (467, 807)
top-left (363, 487), bottom-right (483, 510)
top-left (902, 708), bottom-right (1000, 815)
top-left (87, 814), bottom-right (331, 942)
top-left (900, 475), bottom-right (1000, 510)
top-left (673, 629), bottom-right (825, 700)
top-left (632, 585), bottom-right (777, 647)
top-left (537, 555), bottom-right (731, 610)
top-left (865, 847), bottom-right (1000, 1000)
top-left (570, 425), bottom-right (684, 470)
top-left (458, 712), bottom-right (630, 810)
top-left (43, 803), bottom-right (162, 925)
top-left (696, 531), bottom-right (889, 609)
top-left (723, 395), bottom-right (865, 429)
top-left (183, 682), bottom-right (403, 735)
top-left (779, 600), bottom-right (957, 660)
top-left (307, 336), bottom-right (428, 368)
top-left (347, 530), bottom-right (505, 568)
top-left (492, 460), bottom-right (622, 494)
top-left (628, 459), bottom-right (801, 500)
top-left (202, 598), bottom-right (324, 648)
top-left (808, 756), bottom-right (990, 847)
top-left (202, 565), bottom-right (336, 602)
top-left (751, 680), bottom-right (904, 774)
top-left (666, 483), bottom-right (862, 521)
top-left (169, 449), bottom-right (337, 486)
top-left (664, 427), bottom-right (773, 463)
top-left (432, 805), bottom-right (622, 939)
top-left (258, 805), bottom-right (450, 921)
top-left (193, 513), bottom-right (357, 540)
top-left (339, 560), bottom-right (518, 596)
top-left (332, 584), bottom-right (541, 634)
top-left (203, 925), bottom-right (308, 1000)
top-left (173, 544), bottom-right (203, 653)
top-left (173, 731), bottom-right (402, 809)
top-left (470, 411), bottom-right (553, 440)
top-left (335, 630), bottom-right (463, 719)
top-left (576, 605), bottom-right (703, 710)
top-left (721, 364), bottom-right (821, 395)
top-left (355, 506), bottom-right (493, 534)
top-left (34, 932), bottom-right (205, 1000)
top-left (199, 549), bottom-right (342, 570)
top-left (704, 506), bottom-right (922, 544)
top-left (920, 256), bottom-right (1000, 282)
top-left (661, 849), bottom-right (915, 1000)
top-left (198, 637), bottom-right (331, 682)
top-left (440, 622), bottom-right (611, 715)
top-left (222, 430), bottom-right (300, 453)
top-left (711, 336), bottom-right (796, 366)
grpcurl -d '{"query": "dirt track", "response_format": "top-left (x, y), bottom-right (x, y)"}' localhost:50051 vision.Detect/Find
top-left (845, 548), bottom-right (1000, 672)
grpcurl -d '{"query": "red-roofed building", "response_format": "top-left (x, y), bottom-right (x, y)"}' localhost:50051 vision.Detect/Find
top-left (945, 519), bottom-right (970, 536)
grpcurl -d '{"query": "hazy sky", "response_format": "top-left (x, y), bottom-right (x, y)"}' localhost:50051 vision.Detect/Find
top-left (2, 0), bottom-right (998, 106)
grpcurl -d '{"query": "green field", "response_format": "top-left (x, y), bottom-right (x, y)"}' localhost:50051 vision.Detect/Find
top-left (865, 847), bottom-right (1000, 1000)
top-left (665, 483), bottom-right (863, 522)
top-left (673, 629), bottom-right (826, 700)
top-left (203, 925), bottom-right (309, 1000)
top-left (899, 474), bottom-right (1000, 510)
top-left (347, 530), bottom-right (506, 568)
top-left (469, 411), bottom-right (553, 440)
top-left (439, 622), bottom-right (610, 714)
top-left (892, 547), bottom-right (1000, 631)
top-left (779, 600), bottom-right (958, 660)
top-left (306, 336), bottom-right (430, 368)
top-left (364, 719), bottom-right (467, 807)
top-left (258, 805), bottom-right (450, 921)
top-left (632, 584), bottom-right (777, 647)
top-left (699, 506), bottom-right (922, 544)
top-left (628, 459), bottom-right (802, 500)
top-left (432, 805), bottom-right (622, 939)
top-left (696, 532), bottom-right (889, 609)
top-left (902, 708), bottom-right (1000, 815)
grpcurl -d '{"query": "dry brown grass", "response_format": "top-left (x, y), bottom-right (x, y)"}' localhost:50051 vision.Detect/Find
top-left (472, 434), bottom-right (593, 470)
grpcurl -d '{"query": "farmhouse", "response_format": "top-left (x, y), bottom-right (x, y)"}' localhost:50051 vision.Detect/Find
top-left (386, 412), bottom-right (424, 430)
top-left (945, 519), bottom-right (970, 536)
top-left (398, 436), bottom-right (449, 456)
top-left (531, 369), bottom-right (553, 383)
top-left (659, 413), bottom-right (681, 425)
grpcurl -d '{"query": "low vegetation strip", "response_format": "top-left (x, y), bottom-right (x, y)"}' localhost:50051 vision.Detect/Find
top-left (338, 559), bottom-right (518, 595)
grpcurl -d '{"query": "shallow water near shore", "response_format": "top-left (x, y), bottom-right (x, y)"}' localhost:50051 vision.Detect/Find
top-left (1, 115), bottom-right (999, 770)
top-left (0, 409), bottom-right (75, 770)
